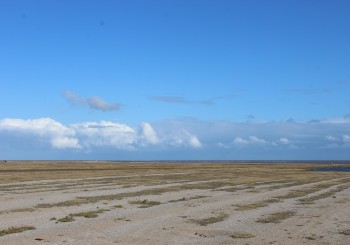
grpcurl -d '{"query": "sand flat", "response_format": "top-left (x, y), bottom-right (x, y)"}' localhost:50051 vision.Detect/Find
top-left (0, 161), bottom-right (350, 244)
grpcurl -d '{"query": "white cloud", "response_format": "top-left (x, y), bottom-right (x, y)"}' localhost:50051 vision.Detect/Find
top-left (160, 128), bottom-right (202, 148)
top-left (0, 118), bottom-right (81, 149)
top-left (189, 135), bottom-right (202, 148)
top-left (249, 136), bottom-right (266, 144)
top-left (233, 137), bottom-right (249, 145)
top-left (279, 137), bottom-right (290, 144)
top-left (0, 118), bottom-right (203, 152)
top-left (1, 117), bottom-right (350, 159)
top-left (343, 135), bottom-right (350, 143)
top-left (233, 136), bottom-right (266, 145)
top-left (140, 122), bottom-right (159, 144)
top-left (51, 137), bottom-right (81, 149)
top-left (326, 135), bottom-right (338, 141)
top-left (71, 121), bottom-right (137, 150)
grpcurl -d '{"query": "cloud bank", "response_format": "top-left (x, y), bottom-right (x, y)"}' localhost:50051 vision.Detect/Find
top-left (0, 117), bottom-right (349, 160)
top-left (0, 118), bottom-right (202, 153)
top-left (62, 91), bottom-right (120, 111)
top-left (0, 118), bottom-right (81, 149)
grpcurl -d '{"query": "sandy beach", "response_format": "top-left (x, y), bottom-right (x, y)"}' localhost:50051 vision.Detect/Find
top-left (0, 161), bottom-right (350, 245)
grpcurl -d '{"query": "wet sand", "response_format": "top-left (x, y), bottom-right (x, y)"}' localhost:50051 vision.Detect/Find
top-left (0, 161), bottom-right (350, 244)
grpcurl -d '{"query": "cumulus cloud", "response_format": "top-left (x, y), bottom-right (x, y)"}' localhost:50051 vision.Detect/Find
top-left (140, 122), bottom-right (159, 144)
top-left (148, 126), bottom-right (203, 148)
top-left (343, 135), bottom-right (350, 143)
top-left (51, 137), bottom-right (81, 149)
top-left (0, 118), bottom-right (203, 153)
top-left (279, 137), bottom-right (290, 144)
top-left (0, 118), bottom-right (81, 149)
top-left (249, 136), bottom-right (266, 144)
top-left (71, 121), bottom-right (137, 150)
top-left (188, 135), bottom-right (202, 148)
top-left (62, 91), bottom-right (120, 112)
top-left (324, 134), bottom-right (350, 149)
top-left (233, 136), bottom-right (266, 145)
top-left (174, 130), bottom-right (202, 148)
top-left (1, 117), bottom-right (350, 159)
top-left (233, 137), bottom-right (249, 145)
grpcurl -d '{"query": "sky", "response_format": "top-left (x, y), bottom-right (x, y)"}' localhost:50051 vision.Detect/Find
top-left (0, 0), bottom-right (349, 160)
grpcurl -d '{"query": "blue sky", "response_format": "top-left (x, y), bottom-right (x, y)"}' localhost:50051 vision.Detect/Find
top-left (0, 0), bottom-right (349, 160)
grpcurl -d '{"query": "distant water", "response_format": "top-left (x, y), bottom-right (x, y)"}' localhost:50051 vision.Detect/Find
top-left (314, 167), bottom-right (350, 172)
top-left (108, 160), bottom-right (350, 164)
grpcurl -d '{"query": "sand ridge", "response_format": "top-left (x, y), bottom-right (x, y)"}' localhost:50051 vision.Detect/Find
top-left (0, 161), bottom-right (350, 244)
